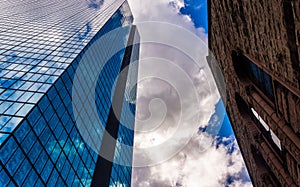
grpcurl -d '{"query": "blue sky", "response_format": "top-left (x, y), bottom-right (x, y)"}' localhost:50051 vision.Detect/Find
top-left (180, 0), bottom-right (208, 32)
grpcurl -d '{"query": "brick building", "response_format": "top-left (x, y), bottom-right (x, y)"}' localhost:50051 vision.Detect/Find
top-left (208, 0), bottom-right (300, 186)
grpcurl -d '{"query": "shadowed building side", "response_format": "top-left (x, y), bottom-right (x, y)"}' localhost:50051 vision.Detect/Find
top-left (208, 0), bottom-right (300, 186)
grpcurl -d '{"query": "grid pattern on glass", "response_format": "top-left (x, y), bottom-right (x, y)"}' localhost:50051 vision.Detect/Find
top-left (1, 1), bottom-right (136, 186)
top-left (0, 0), bottom-right (128, 134)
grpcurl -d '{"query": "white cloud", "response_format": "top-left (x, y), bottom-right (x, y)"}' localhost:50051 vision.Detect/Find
top-left (132, 136), bottom-right (251, 187)
top-left (127, 0), bottom-right (251, 186)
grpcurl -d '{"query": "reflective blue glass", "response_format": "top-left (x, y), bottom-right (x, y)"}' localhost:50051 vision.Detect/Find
top-left (21, 131), bottom-right (36, 153)
top-left (14, 159), bottom-right (31, 185)
top-left (23, 169), bottom-right (38, 186)
top-left (35, 151), bottom-right (47, 174)
top-left (0, 133), bottom-right (9, 146)
top-left (28, 141), bottom-right (42, 164)
top-left (7, 148), bottom-right (25, 175)
top-left (41, 160), bottom-right (53, 182)
top-left (47, 169), bottom-right (59, 187)
top-left (0, 137), bottom-right (17, 164)
top-left (0, 0), bottom-right (138, 186)
top-left (35, 179), bottom-right (43, 186)
top-left (0, 169), bottom-right (10, 186)
top-left (15, 121), bottom-right (30, 142)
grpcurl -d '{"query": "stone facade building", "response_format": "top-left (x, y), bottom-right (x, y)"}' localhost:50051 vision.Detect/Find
top-left (208, 0), bottom-right (300, 186)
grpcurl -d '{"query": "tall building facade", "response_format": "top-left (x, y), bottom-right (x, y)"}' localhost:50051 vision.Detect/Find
top-left (208, 1), bottom-right (300, 186)
top-left (0, 0), bottom-right (139, 186)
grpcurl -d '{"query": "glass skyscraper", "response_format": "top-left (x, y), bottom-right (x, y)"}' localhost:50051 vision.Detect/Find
top-left (0, 0), bottom-right (139, 186)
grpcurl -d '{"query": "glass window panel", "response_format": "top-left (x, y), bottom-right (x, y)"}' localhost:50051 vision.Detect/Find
top-left (27, 107), bottom-right (41, 126)
top-left (61, 161), bottom-right (70, 180)
top-left (16, 104), bottom-right (34, 117)
top-left (4, 102), bottom-right (24, 115)
top-left (14, 120), bottom-right (30, 143)
top-left (7, 90), bottom-right (24, 101)
top-left (33, 116), bottom-right (46, 135)
top-left (1, 90), bottom-right (14, 100)
top-left (38, 96), bottom-right (50, 112)
top-left (51, 95), bottom-right (61, 109)
top-left (1, 79), bottom-right (16, 89)
top-left (0, 115), bottom-right (11, 129)
top-left (14, 159), bottom-right (31, 185)
top-left (55, 177), bottom-right (65, 186)
top-left (28, 141), bottom-right (41, 163)
top-left (29, 74), bottom-right (42, 81)
top-left (28, 93), bottom-right (43, 103)
top-left (39, 84), bottom-right (51, 93)
top-left (43, 132), bottom-right (54, 152)
top-left (34, 151), bottom-right (47, 173)
top-left (19, 81), bottom-right (34, 90)
top-left (62, 112), bottom-right (70, 124)
top-left (46, 76), bottom-right (58, 84)
top-left (245, 56), bottom-right (274, 100)
top-left (38, 74), bottom-right (50, 82)
top-left (2, 117), bottom-right (23, 132)
top-left (23, 169), bottom-right (38, 186)
top-left (58, 130), bottom-right (67, 147)
top-left (0, 101), bottom-right (13, 114)
top-left (72, 176), bottom-right (81, 187)
top-left (6, 148), bottom-right (25, 175)
top-left (0, 136), bottom-right (17, 164)
top-left (28, 82), bottom-right (43, 92)
top-left (41, 160), bottom-right (53, 182)
top-left (45, 105), bottom-right (55, 122)
top-left (47, 169), bottom-right (59, 187)
top-left (56, 152), bottom-right (66, 172)
top-left (66, 168), bottom-right (75, 186)
top-left (40, 126), bottom-right (51, 145)
top-left (50, 143), bottom-right (61, 162)
top-left (0, 133), bottom-right (9, 147)
top-left (6, 181), bottom-right (16, 187)
top-left (34, 179), bottom-right (44, 187)
top-left (18, 91), bottom-right (34, 102)
top-left (72, 154), bottom-right (80, 170)
top-left (261, 71), bottom-right (274, 97)
top-left (0, 169), bottom-right (10, 186)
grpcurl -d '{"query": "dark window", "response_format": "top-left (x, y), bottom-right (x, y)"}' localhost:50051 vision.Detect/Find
top-left (232, 51), bottom-right (248, 79)
top-left (232, 52), bottom-right (274, 101)
top-left (247, 60), bottom-right (274, 100)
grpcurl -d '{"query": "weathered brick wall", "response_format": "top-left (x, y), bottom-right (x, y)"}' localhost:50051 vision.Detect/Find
top-left (209, 0), bottom-right (300, 186)
top-left (210, 0), bottom-right (299, 88)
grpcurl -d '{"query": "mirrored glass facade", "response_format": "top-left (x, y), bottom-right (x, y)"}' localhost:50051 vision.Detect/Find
top-left (0, 0), bottom-right (138, 186)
